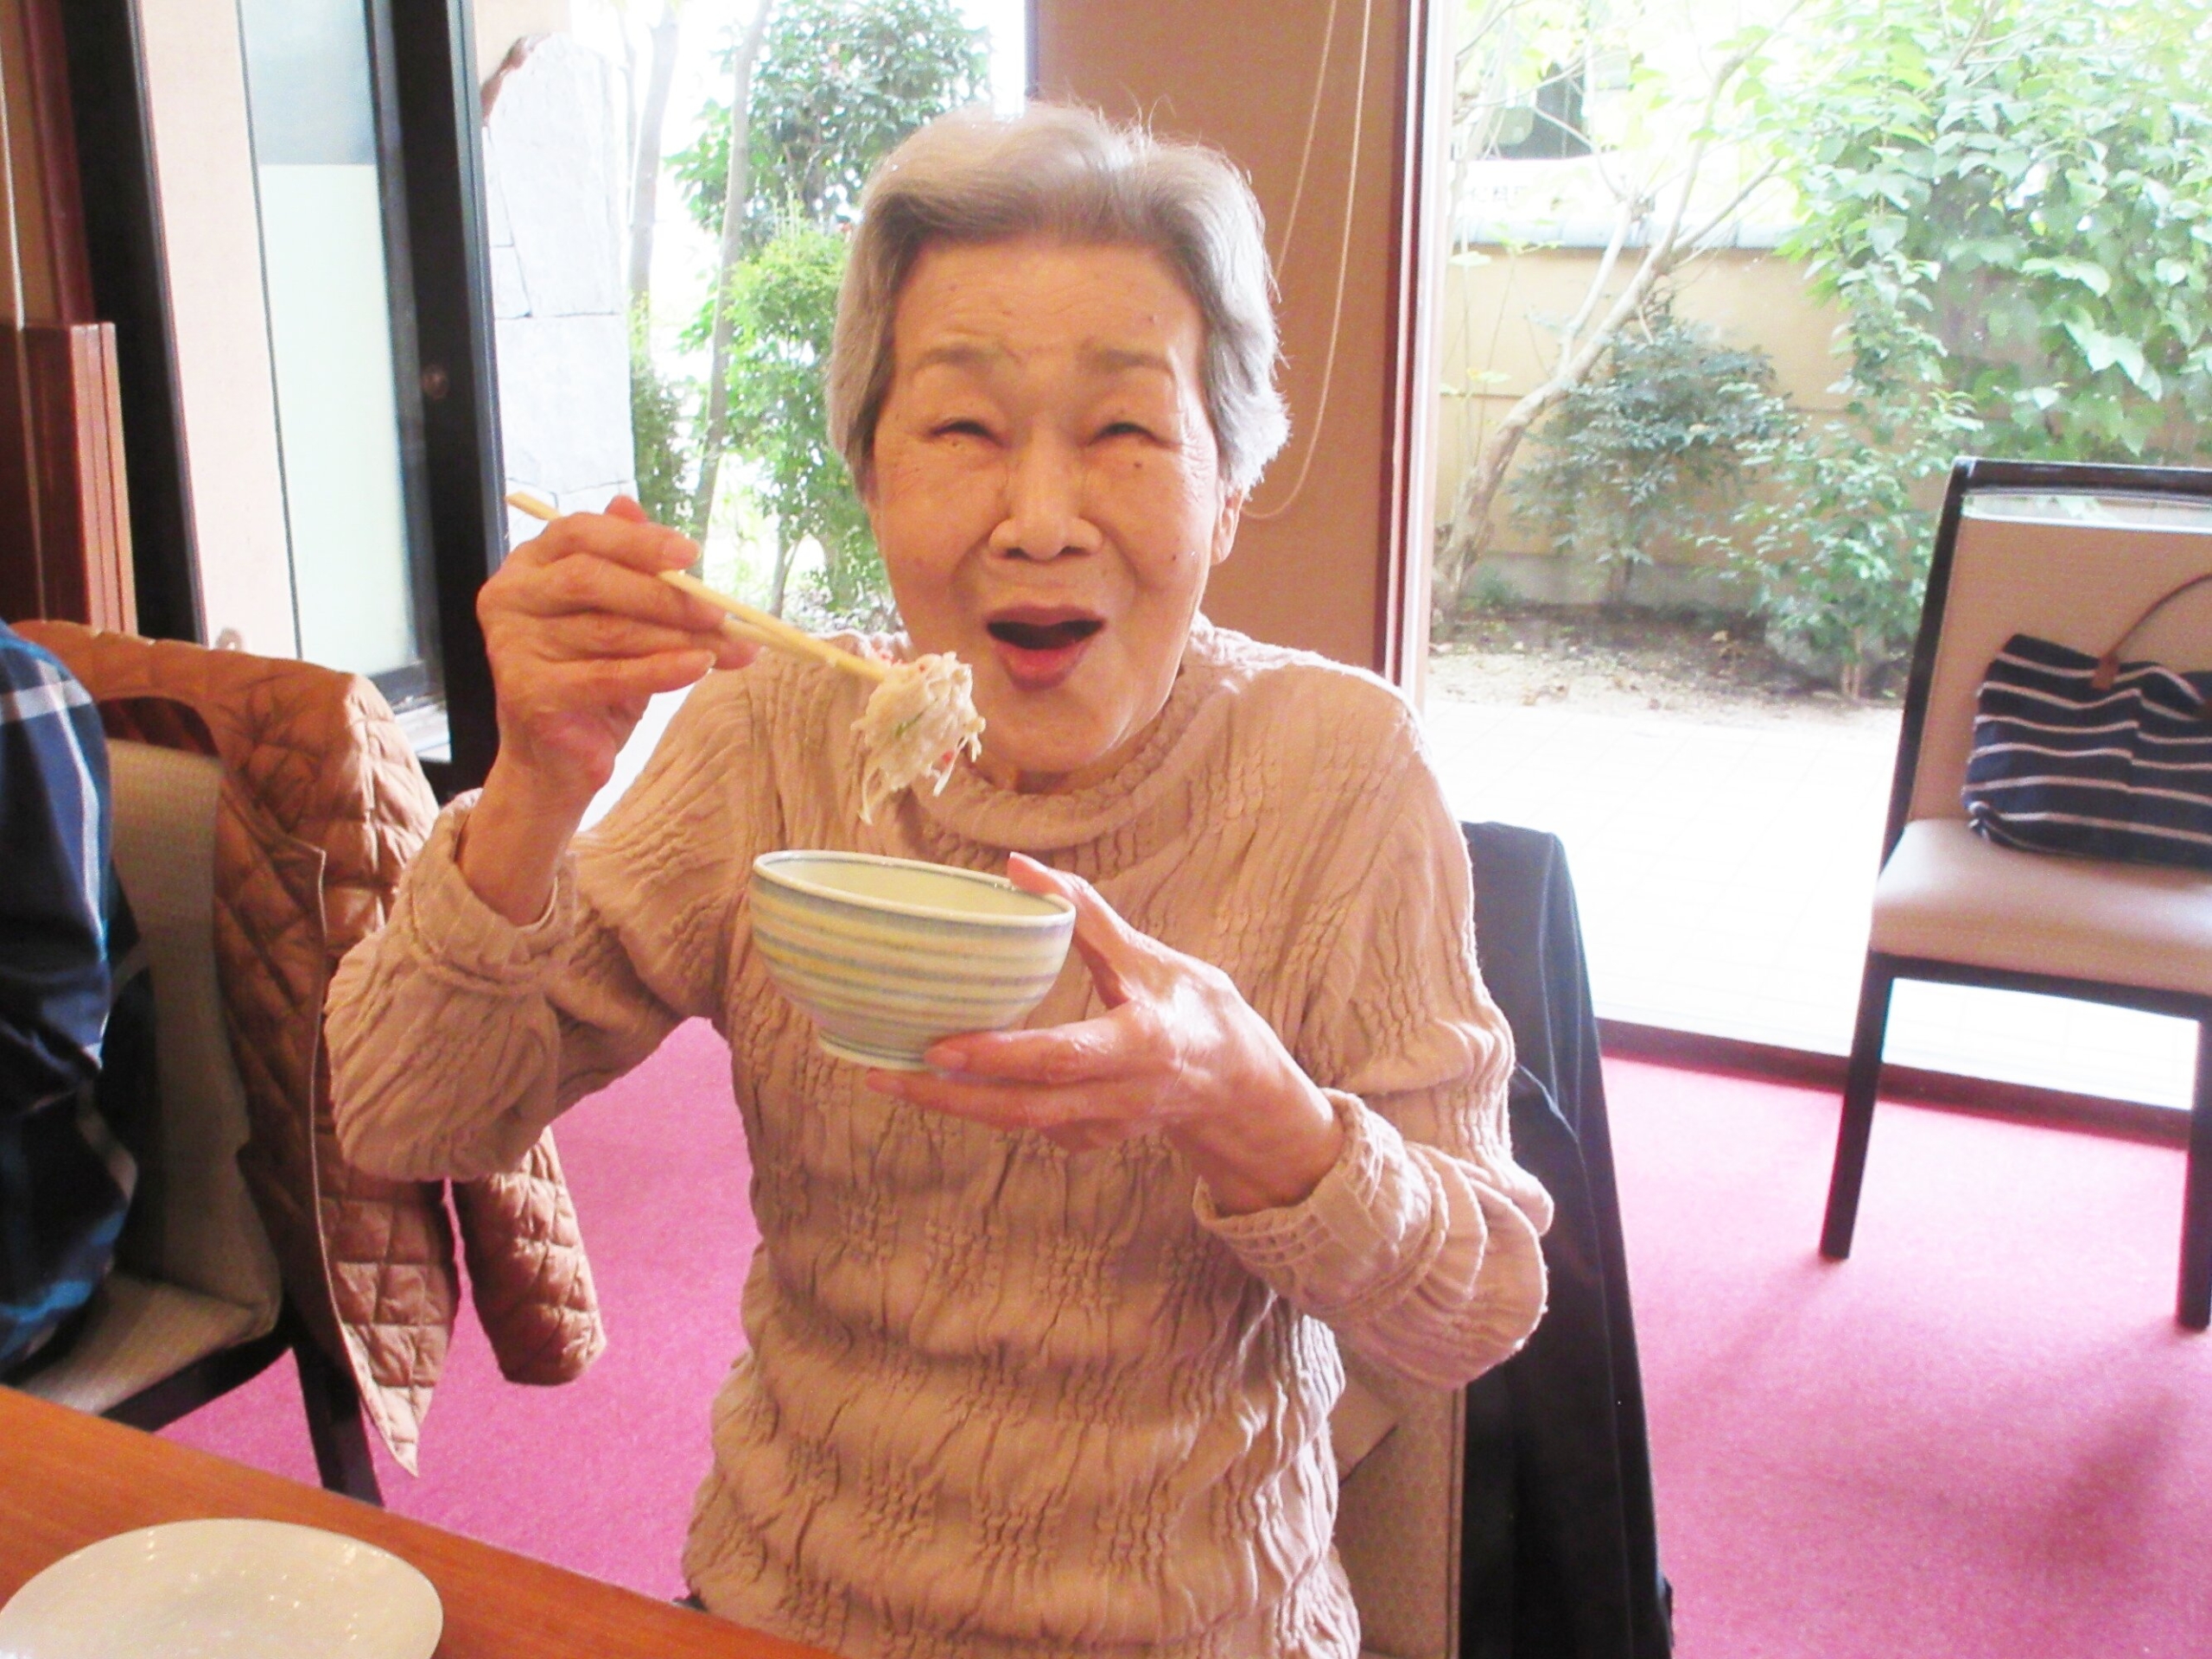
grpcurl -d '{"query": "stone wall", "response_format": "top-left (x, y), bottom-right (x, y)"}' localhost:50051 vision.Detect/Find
top-left (483, 33), bottom-right (635, 543)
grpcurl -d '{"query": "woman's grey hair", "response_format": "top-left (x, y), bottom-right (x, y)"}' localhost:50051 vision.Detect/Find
top-left (827, 104), bottom-right (1289, 494)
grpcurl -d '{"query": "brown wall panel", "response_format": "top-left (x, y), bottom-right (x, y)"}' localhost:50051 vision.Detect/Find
top-left (16, 0), bottom-right (92, 324)
top-left (10, 324), bottom-right (137, 630)
top-left (2, 0), bottom-right (129, 629)
top-left (1, 0), bottom-right (56, 329)
top-left (0, 329), bottom-right (39, 620)
top-left (1035, 0), bottom-right (1430, 679)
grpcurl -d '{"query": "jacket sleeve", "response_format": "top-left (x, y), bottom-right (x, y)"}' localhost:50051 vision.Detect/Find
top-left (1194, 702), bottom-right (1551, 1392)
top-left (327, 680), bottom-right (757, 1181)
top-left (0, 642), bottom-right (111, 1122)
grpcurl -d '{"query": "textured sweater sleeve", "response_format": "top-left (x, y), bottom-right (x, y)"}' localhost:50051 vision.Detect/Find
top-left (1195, 696), bottom-right (1551, 1392)
top-left (328, 678), bottom-right (760, 1181)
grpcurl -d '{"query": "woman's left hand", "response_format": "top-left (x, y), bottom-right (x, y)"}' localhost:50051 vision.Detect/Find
top-left (866, 855), bottom-right (1345, 1215)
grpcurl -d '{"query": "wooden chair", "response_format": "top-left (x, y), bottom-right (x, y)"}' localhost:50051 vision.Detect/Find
top-left (11, 740), bottom-right (381, 1499)
top-left (1820, 456), bottom-right (2212, 1329)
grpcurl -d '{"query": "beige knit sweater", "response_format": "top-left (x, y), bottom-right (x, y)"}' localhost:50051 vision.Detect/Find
top-left (327, 620), bottom-right (1550, 1658)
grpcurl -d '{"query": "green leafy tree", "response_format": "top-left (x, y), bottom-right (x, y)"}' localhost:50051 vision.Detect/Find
top-left (1511, 296), bottom-right (1789, 604)
top-left (690, 220), bottom-right (884, 623)
top-left (670, 0), bottom-right (984, 611)
top-left (674, 0), bottom-right (986, 240)
top-left (629, 307), bottom-right (693, 529)
top-left (1691, 0), bottom-right (2212, 692)
top-left (1433, 0), bottom-right (1796, 624)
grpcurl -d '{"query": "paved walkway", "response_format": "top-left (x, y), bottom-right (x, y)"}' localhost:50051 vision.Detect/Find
top-left (1421, 696), bottom-right (2198, 1109)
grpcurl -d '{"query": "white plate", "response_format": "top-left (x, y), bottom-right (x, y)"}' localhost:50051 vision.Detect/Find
top-left (0, 1518), bottom-right (443, 1659)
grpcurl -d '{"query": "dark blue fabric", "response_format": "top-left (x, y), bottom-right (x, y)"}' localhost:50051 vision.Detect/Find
top-left (1966, 632), bottom-right (2212, 870)
top-left (1459, 822), bottom-right (1671, 1659)
top-left (0, 622), bottom-right (147, 1376)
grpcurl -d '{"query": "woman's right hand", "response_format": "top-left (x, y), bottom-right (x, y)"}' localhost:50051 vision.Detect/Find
top-left (461, 496), bottom-right (754, 924)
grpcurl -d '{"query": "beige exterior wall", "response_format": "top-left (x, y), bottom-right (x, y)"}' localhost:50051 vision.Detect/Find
top-left (475, 0), bottom-right (573, 75)
top-left (1435, 244), bottom-right (1847, 606)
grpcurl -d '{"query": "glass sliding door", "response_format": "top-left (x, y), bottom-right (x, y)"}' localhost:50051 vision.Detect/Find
top-left (237, 0), bottom-right (440, 723)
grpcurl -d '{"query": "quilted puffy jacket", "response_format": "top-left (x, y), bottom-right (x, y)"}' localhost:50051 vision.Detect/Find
top-left (21, 621), bottom-right (605, 1471)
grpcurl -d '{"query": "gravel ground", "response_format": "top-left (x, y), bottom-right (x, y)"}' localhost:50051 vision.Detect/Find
top-left (1427, 607), bottom-right (1901, 732)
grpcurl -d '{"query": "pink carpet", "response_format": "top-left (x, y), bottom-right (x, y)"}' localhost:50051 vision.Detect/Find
top-left (163, 1034), bottom-right (2212, 1654)
top-left (162, 1019), bottom-right (756, 1599)
top-left (1610, 1057), bottom-right (2212, 1659)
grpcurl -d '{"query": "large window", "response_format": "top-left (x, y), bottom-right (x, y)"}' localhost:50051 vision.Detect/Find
top-left (73, 0), bottom-right (1033, 798)
top-left (62, 0), bottom-right (497, 785)
top-left (238, 0), bottom-right (437, 708)
top-left (477, 0), bottom-right (1027, 818)
top-left (1424, 0), bottom-right (2209, 1106)
top-left (485, 0), bottom-right (1027, 633)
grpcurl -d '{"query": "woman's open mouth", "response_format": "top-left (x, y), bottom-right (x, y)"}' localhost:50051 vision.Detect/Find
top-left (984, 612), bottom-right (1104, 690)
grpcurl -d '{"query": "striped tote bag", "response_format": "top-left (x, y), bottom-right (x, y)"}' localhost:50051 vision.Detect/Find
top-left (1963, 575), bottom-right (2212, 872)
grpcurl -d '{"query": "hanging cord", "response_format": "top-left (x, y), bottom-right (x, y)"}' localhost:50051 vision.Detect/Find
top-left (1272, 0), bottom-right (1341, 268)
top-left (1248, 0), bottom-right (1375, 523)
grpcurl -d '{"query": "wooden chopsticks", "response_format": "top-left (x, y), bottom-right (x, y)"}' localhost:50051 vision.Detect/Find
top-left (504, 491), bottom-right (888, 685)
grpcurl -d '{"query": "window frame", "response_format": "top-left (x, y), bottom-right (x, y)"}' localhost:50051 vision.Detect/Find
top-left (60, 0), bottom-right (505, 797)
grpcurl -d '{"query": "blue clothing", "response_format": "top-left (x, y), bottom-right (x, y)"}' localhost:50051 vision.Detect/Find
top-left (0, 622), bottom-right (147, 1376)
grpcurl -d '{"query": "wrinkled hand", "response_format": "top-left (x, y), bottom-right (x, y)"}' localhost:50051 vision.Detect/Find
top-left (867, 855), bottom-right (1345, 1216)
top-left (478, 495), bottom-right (753, 817)
top-left (461, 497), bottom-right (754, 925)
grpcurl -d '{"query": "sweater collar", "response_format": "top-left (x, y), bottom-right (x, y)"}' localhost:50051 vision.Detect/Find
top-left (897, 614), bottom-right (1231, 859)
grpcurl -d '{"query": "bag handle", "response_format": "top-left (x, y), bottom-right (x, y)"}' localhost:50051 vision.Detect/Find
top-left (2091, 570), bottom-right (2212, 690)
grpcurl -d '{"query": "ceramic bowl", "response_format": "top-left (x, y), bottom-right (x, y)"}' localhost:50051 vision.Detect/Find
top-left (750, 850), bottom-right (1077, 1070)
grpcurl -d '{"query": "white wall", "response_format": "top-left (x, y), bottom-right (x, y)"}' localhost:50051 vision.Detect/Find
top-left (137, 0), bottom-right (296, 657)
top-left (486, 35), bottom-right (635, 528)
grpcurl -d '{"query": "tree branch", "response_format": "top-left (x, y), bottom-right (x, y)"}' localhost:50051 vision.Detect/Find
top-left (1557, 188), bottom-right (1638, 359)
top-left (1435, 12), bottom-right (1786, 613)
top-left (626, 3), bottom-right (682, 315)
top-left (686, 0), bottom-right (776, 542)
top-left (1681, 156), bottom-right (1782, 253)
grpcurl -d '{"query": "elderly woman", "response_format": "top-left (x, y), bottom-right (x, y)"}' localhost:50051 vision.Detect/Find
top-left (329, 105), bottom-right (1549, 1657)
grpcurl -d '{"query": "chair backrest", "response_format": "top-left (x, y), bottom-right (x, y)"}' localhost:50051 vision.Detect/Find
top-left (1335, 1367), bottom-right (1459, 1659)
top-left (1337, 822), bottom-right (1668, 1659)
top-left (1897, 462), bottom-right (2212, 837)
top-left (106, 741), bottom-right (283, 1319)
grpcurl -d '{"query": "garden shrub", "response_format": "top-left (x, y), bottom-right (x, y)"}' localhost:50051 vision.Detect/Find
top-left (1728, 294), bottom-right (1980, 699)
top-left (1723, 0), bottom-right (2211, 692)
top-left (1512, 296), bottom-right (1789, 606)
top-left (1763, 0), bottom-right (2212, 464)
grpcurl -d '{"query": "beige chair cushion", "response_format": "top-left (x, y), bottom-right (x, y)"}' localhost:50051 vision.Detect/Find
top-left (1872, 818), bottom-right (2212, 998)
top-left (29, 745), bottom-right (285, 1420)
top-left (1331, 1375), bottom-right (1400, 1478)
top-left (15, 1274), bottom-right (265, 1415)
top-left (106, 742), bottom-right (283, 1324)
top-left (1333, 1360), bottom-right (1458, 1659)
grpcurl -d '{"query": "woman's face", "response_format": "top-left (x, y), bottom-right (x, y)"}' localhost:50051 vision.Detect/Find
top-left (866, 236), bottom-right (1242, 792)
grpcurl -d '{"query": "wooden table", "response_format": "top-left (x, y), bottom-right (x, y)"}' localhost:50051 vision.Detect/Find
top-left (0, 1387), bottom-right (830, 1657)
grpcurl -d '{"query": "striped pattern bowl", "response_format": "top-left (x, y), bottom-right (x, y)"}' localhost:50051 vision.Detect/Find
top-left (750, 851), bottom-right (1076, 1070)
